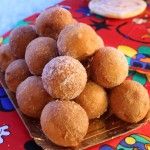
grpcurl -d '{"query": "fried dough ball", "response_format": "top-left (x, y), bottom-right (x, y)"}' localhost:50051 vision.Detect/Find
top-left (5, 59), bottom-right (31, 92)
top-left (41, 100), bottom-right (89, 147)
top-left (9, 25), bottom-right (38, 58)
top-left (0, 44), bottom-right (17, 72)
top-left (90, 47), bottom-right (128, 88)
top-left (35, 7), bottom-right (76, 40)
top-left (110, 80), bottom-right (150, 123)
top-left (75, 81), bottom-right (108, 120)
top-left (42, 56), bottom-right (87, 100)
top-left (16, 76), bottom-right (53, 118)
top-left (25, 37), bottom-right (58, 75)
top-left (57, 23), bottom-right (104, 61)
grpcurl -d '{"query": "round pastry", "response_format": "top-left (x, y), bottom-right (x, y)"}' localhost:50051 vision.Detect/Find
top-left (35, 7), bottom-right (76, 40)
top-left (16, 76), bottom-right (53, 118)
top-left (42, 56), bottom-right (87, 100)
top-left (75, 81), bottom-right (108, 120)
top-left (89, 0), bottom-right (147, 19)
top-left (9, 25), bottom-right (38, 58)
top-left (41, 100), bottom-right (89, 147)
top-left (25, 37), bottom-right (58, 75)
top-left (110, 80), bottom-right (150, 123)
top-left (57, 23), bottom-right (104, 61)
top-left (90, 47), bottom-right (128, 88)
top-left (0, 44), bottom-right (17, 72)
top-left (5, 59), bottom-right (31, 92)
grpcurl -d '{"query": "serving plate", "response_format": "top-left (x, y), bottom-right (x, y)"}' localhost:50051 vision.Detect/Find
top-left (0, 72), bottom-right (150, 150)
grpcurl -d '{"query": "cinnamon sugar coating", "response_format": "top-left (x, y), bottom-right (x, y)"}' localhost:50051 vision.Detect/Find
top-left (0, 44), bottom-right (17, 72)
top-left (16, 76), bottom-right (53, 118)
top-left (42, 56), bottom-right (87, 100)
top-left (9, 25), bottom-right (38, 58)
top-left (41, 100), bottom-right (89, 147)
top-left (35, 7), bottom-right (76, 40)
top-left (5, 59), bottom-right (31, 92)
top-left (57, 23), bottom-right (104, 61)
top-left (110, 80), bottom-right (150, 123)
top-left (90, 47), bottom-right (128, 88)
top-left (25, 37), bottom-right (58, 75)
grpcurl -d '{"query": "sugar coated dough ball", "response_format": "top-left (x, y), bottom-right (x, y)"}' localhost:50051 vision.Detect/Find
top-left (16, 76), bottom-right (53, 118)
top-left (25, 37), bottom-right (58, 75)
top-left (0, 44), bottom-right (16, 72)
top-left (75, 81), bottom-right (108, 120)
top-left (57, 23), bottom-right (104, 61)
top-left (42, 56), bottom-right (87, 100)
top-left (110, 80), bottom-right (150, 123)
top-left (35, 7), bottom-right (76, 40)
top-left (41, 100), bottom-right (89, 147)
top-left (5, 59), bottom-right (31, 92)
top-left (90, 47), bottom-right (128, 88)
top-left (9, 25), bottom-right (38, 58)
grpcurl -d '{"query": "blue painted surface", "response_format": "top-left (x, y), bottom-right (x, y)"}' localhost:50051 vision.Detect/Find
top-left (0, 87), bottom-right (15, 111)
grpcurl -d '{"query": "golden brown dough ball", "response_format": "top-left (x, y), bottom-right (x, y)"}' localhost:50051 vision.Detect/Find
top-left (90, 47), bottom-right (128, 88)
top-left (57, 23), bottom-right (104, 61)
top-left (16, 76), bottom-right (53, 118)
top-left (9, 25), bottom-right (38, 58)
top-left (5, 59), bottom-right (31, 92)
top-left (35, 7), bottom-right (76, 40)
top-left (110, 80), bottom-right (150, 123)
top-left (42, 56), bottom-right (87, 100)
top-left (75, 81), bottom-right (108, 120)
top-left (0, 44), bottom-right (17, 72)
top-left (41, 100), bottom-right (89, 147)
top-left (25, 37), bottom-right (58, 75)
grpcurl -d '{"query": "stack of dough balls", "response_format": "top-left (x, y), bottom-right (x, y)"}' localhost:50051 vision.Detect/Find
top-left (0, 6), bottom-right (149, 148)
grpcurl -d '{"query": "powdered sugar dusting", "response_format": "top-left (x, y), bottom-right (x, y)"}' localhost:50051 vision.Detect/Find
top-left (42, 56), bottom-right (87, 100)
